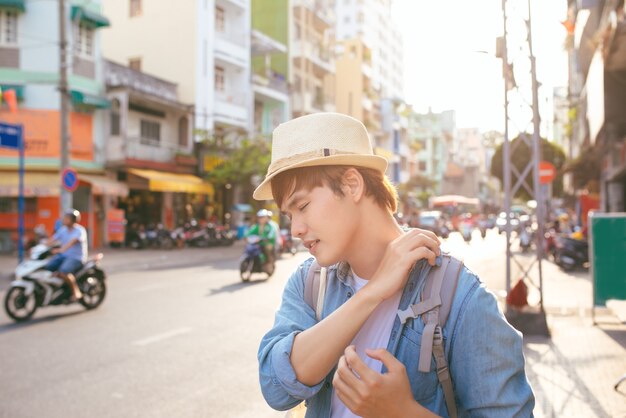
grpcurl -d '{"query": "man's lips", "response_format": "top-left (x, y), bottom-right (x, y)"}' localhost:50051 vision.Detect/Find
top-left (303, 239), bottom-right (320, 250)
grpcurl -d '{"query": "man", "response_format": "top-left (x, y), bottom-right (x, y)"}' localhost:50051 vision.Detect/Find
top-left (256, 113), bottom-right (534, 417)
top-left (45, 209), bottom-right (87, 301)
top-left (246, 209), bottom-right (278, 268)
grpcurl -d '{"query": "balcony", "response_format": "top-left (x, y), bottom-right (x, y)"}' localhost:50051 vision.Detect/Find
top-left (106, 136), bottom-right (185, 164)
top-left (222, 0), bottom-right (246, 10)
top-left (291, 40), bottom-right (333, 77)
top-left (215, 31), bottom-right (248, 68)
top-left (253, 73), bottom-right (289, 104)
top-left (292, 0), bottom-right (333, 32)
top-left (214, 90), bottom-right (249, 129)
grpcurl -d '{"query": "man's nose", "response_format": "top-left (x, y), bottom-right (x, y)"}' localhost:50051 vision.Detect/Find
top-left (291, 218), bottom-right (306, 238)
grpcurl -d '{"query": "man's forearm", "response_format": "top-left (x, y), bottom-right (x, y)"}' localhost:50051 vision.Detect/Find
top-left (290, 286), bottom-right (381, 386)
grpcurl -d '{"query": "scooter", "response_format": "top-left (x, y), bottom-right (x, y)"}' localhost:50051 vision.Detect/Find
top-left (4, 244), bottom-right (107, 322)
top-left (240, 236), bottom-right (275, 282)
top-left (555, 236), bottom-right (589, 271)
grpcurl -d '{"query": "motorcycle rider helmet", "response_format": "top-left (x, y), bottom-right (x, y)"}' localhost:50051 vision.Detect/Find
top-left (256, 209), bottom-right (271, 218)
top-left (64, 208), bottom-right (81, 223)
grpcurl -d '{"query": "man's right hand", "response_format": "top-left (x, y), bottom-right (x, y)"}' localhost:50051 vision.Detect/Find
top-left (364, 229), bottom-right (441, 303)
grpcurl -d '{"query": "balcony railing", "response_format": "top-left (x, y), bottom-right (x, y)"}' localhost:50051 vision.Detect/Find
top-left (215, 90), bottom-right (247, 107)
top-left (215, 30), bottom-right (247, 48)
top-left (106, 136), bottom-right (189, 163)
top-left (253, 72), bottom-right (288, 94)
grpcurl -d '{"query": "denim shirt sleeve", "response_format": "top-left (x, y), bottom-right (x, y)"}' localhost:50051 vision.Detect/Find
top-left (257, 258), bottom-right (326, 411)
top-left (449, 275), bottom-right (535, 417)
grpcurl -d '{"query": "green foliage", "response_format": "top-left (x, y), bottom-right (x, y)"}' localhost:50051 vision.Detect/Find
top-left (203, 136), bottom-right (271, 189)
top-left (490, 133), bottom-right (567, 200)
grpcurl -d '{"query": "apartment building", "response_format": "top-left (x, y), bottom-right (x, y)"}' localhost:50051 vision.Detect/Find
top-left (104, 60), bottom-right (213, 231)
top-left (335, 38), bottom-right (380, 133)
top-left (102, 0), bottom-right (252, 137)
top-left (251, 0), bottom-right (290, 137)
top-left (335, 0), bottom-right (403, 100)
top-left (0, 0), bottom-right (120, 251)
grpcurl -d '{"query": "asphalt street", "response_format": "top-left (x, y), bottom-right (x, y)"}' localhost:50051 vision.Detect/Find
top-left (0, 229), bottom-right (520, 418)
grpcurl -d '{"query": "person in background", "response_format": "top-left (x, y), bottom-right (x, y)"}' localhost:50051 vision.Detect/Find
top-left (246, 209), bottom-right (278, 268)
top-left (45, 209), bottom-right (87, 301)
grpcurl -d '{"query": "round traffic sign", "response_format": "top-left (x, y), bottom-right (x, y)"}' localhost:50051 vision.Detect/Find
top-left (61, 168), bottom-right (79, 192)
top-left (539, 161), bottom-right (556, 184)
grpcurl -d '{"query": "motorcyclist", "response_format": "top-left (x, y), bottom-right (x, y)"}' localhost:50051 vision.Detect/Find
top-left (45, 209), bottom-right (87, 301)
top-left (246, 209), bottom-right (277, 269)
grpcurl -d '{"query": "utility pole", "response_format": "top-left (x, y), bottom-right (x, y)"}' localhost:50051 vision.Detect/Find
top-left (59, 0), bottom-right (72, 213)
top-left (501, 0), bottom-right (549, 336)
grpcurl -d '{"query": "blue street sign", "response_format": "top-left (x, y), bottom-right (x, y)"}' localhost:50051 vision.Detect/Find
top-left (62, 168), bottom-right (79, 192)
top-left (0, 121), bottom-right (22, 149)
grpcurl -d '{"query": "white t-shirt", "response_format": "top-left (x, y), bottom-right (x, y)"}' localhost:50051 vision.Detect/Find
top-left (331, 271), bottom-right (403, 418)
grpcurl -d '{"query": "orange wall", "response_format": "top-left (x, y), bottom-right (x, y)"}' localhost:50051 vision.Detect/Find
top-left (0, 109), bottom-right (94, 161)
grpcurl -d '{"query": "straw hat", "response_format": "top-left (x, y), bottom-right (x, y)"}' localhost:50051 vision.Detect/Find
top-left (253, 113), bottom-right (388, 200)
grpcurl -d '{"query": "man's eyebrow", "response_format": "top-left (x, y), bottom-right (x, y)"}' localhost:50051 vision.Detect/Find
top-left (283, 192), bottom-right (306, 212)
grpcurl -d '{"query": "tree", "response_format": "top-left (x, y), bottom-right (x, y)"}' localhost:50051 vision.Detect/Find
top-left (563, 144), bottom-right (602, 191)
top-left (490, 133), bottom-right (566, 200)
top-left (204, 136), bottom-right (271, 192)
top-left (397, 174), bottom-right (437, 211)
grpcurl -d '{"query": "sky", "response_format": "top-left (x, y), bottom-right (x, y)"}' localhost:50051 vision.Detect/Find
top-left (392, 0), bottom-right (569, 134)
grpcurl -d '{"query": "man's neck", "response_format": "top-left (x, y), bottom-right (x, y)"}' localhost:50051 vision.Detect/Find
top-left (344, 211), bottom-right (403, 280)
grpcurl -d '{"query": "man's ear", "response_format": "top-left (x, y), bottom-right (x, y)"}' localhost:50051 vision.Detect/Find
top-left (342, 168), bottom-right (365, 202)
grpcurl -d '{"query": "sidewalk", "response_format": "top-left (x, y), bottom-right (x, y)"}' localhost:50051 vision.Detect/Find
top-left (509, 261), bottom-right (626, 417)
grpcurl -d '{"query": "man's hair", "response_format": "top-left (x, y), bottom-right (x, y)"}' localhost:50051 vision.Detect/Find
top-left (271, 165), bottom-right (398, 213)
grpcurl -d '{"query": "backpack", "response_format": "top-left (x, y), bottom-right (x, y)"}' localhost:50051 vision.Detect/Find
top-left (303, 254), bottom-right (463, 418)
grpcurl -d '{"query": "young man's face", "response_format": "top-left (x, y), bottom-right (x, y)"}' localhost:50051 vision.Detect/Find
top-left (281, 185), bottom-right (359, 266)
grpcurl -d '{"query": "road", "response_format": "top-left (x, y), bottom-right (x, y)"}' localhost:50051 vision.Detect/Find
top-left (0, 229), bottom-right (543, 418)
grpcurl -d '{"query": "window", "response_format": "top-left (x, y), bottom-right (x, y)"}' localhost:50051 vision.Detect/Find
top-left (215, 6), bottom-right (225, 32)
top-left (215, 66), bottom-right (224, 91)
top-left (129, 58), bottom-right (142, 71)
top-left (110, 99), bottom-right (121, 136)
top-left (74, 24), bottom-right (94, 58)
top-left (178, 117), bottom-right (189, 147)
top-left (0, 10), bottom-right (18, 46)
top-left (130, 0), bottom-right (142, 17)
top-left (140, 120), bottom-right (160, 144)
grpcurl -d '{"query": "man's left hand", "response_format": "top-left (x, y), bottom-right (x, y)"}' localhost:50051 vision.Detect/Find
top-left (332, 346), bottom-right (420, 418)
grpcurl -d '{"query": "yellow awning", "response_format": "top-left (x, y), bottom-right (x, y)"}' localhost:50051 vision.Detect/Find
top-left (81, 174), bottom-right (129, 197)
top-left (0, 172), bottom-right (59, 197)
top-left (128, 168), bottom-right (214, 195)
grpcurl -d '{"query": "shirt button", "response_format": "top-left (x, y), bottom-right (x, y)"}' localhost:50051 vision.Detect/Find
top-left (347, 292), bottom-right (352, 298)
top-left (325, 382), bottom-right (331, 389)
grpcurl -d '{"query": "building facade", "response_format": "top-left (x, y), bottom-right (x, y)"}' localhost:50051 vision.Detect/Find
top-left (335, 0), bottom-right (403, 100)
top-left (0, 0), bottom-right (118, 251)
top-left (251, 0), bottom-right (290, 137)
top-left (101, 0), bottom-right (253, 138)
top-left (104, 60), bottom-right (213, 234)
top-left (567, 0), bottom-right (626, 212)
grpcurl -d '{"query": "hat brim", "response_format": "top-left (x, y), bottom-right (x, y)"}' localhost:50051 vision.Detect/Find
top-left (252, 154), bottom-right (388, 201)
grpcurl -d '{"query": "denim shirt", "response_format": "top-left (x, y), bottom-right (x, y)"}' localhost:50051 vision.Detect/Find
top-left (258, 257), bottom-right (535, 418)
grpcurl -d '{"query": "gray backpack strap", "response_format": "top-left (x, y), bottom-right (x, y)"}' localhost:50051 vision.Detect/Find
top-left (303, 260), bottom-right (327, 321)
top-left (396, 254), bottom-right (464, 418)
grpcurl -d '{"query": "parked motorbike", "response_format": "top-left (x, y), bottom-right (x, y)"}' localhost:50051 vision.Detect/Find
top-left (215, 224), bottom-right (235, 246)
top-left (126, 223), bottom-right (148, 249)
top-left (184, 220), bottom-right (211, 247)
top-left (555, 236), bottom-right (589, 271)
top-left (240, 236), bottom-right (275, 282)
top-left (4, 244), bottom-right (107, 322)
